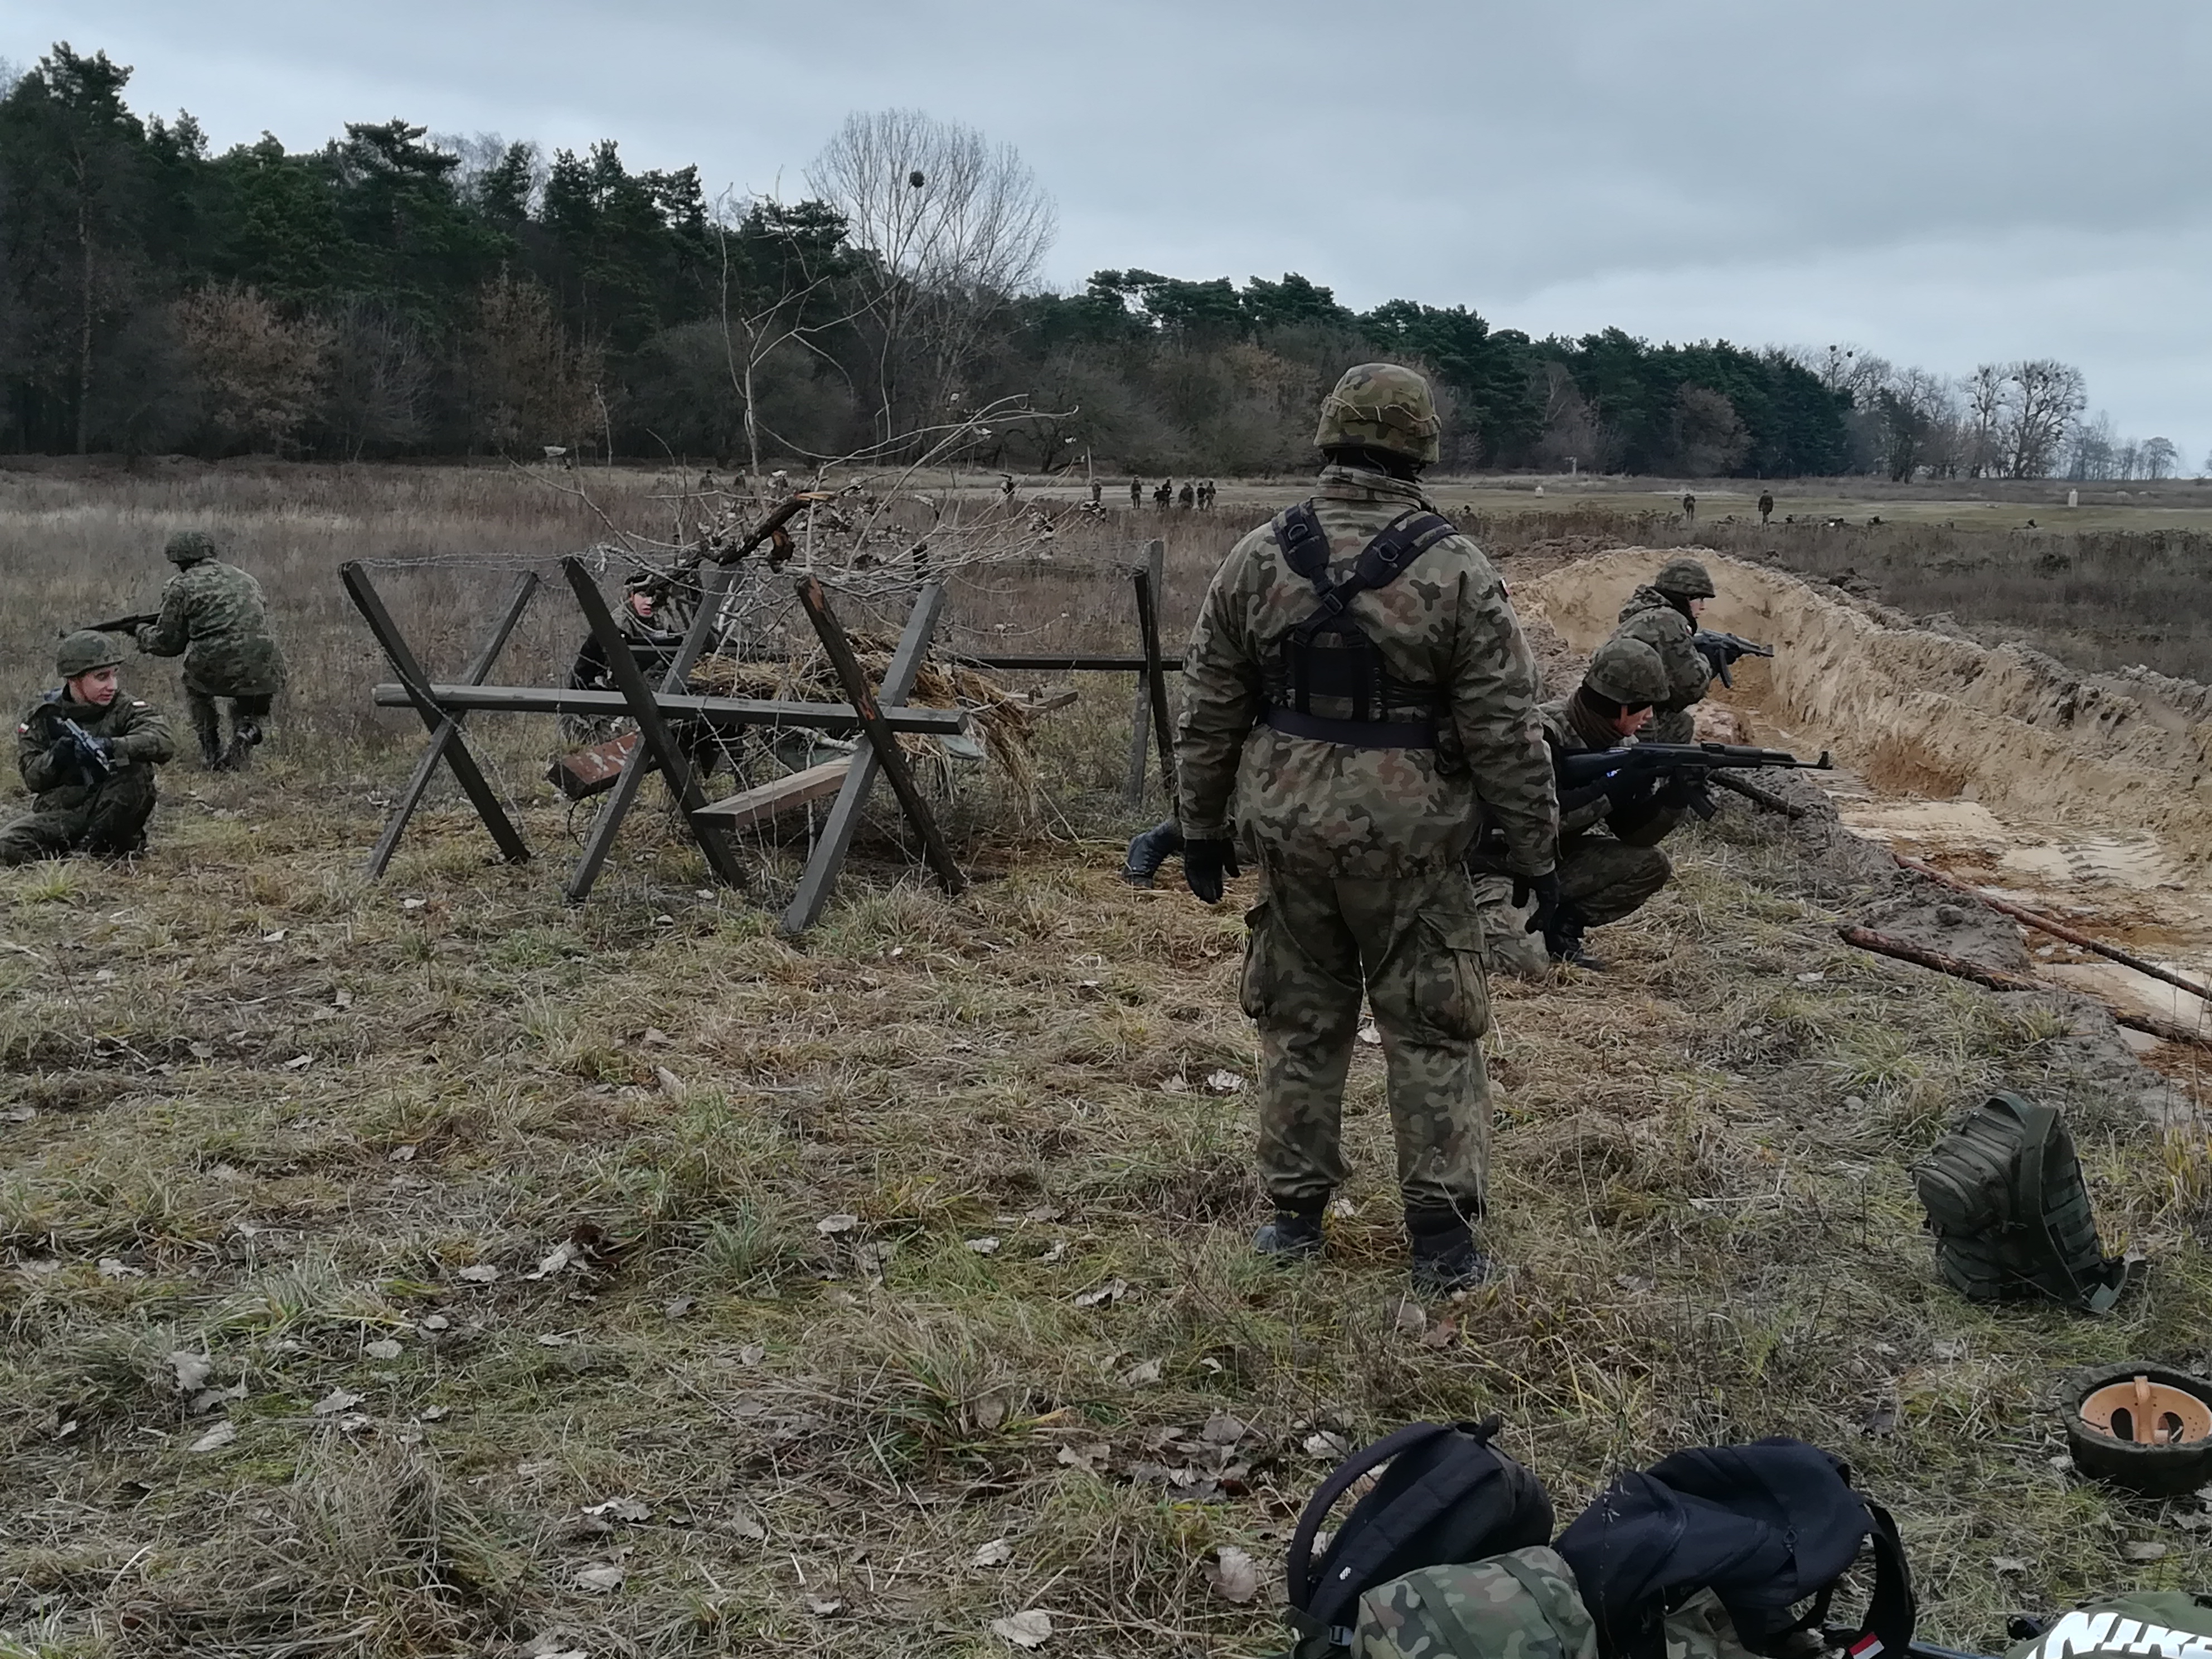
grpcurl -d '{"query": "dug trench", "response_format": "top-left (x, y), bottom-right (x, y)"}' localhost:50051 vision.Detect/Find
top-left (1520, 548), bottom-right (2212, 1070)
top-left (9, 549), bottom-right (2212, 1656)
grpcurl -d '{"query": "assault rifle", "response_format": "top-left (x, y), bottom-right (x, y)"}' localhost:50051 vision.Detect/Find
top-left (1558, 740), bottom-right (1832, 818)
top-left (79, 611), bottom-right (159, 636)
top-left (1692, 629), bottom-right (1774, 687)
top-left (52, 716), bottom-right (117, 779)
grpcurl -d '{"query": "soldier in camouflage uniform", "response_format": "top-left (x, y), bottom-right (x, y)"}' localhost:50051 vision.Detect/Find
top-left (1471, 636), bottom-right (1683, 974)
top-left (1607, 556), bottom-right (1715, 743)
top-left (1353, 1545), bottom-right (1595, 1659)
top-left (1176, 362), bottom-right (1560, 1292)
top-left (2, 632), bottom-right (176, 865)
top-left (134, 530), bottom-right (287, 770)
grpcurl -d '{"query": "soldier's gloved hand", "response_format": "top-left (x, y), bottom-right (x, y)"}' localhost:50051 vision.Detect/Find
top-left (1514, 870), bottom-right (1563, 935)
top-left (1182, 838), bottom-right (1239, 904)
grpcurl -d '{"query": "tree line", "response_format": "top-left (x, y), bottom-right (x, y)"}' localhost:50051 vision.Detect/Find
top-left (0, 45), bottom-right (2161, 481)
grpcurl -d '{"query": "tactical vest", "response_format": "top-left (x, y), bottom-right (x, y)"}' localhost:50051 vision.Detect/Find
top-left (1262, 502), bottom-right (1458, 749)
top-left (1913, 1093), bottom-right (2128, 1314)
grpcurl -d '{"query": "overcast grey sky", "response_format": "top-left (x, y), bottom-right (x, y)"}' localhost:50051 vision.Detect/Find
top-left (12, 0), bottom-right (2209, 472)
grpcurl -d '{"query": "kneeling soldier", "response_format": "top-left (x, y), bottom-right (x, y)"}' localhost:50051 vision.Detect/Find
top-left (2, 632), bottom-right (176, 865)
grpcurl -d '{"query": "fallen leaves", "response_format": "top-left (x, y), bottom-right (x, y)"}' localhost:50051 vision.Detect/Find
top-left (816, 1214), bottom-right (860, 1235)
top-left (573, 1563), bottom-right (625, 1594)
top-left (583, 1496), bottom-right (652, 1522)
top-left (168, 1349), bottom-right (212, 1394)
top-left (186, 1421), bottom-right (237, 1453)
top-left (972, 1537), bottom-right (1013, 1568)
top-left (1206, 1544), bottom-right (1261, 1604)
top-left (457, 1263), bottom-right (499, 1284)
top-left (363, 1337), bottom-right (402, 1360)
top-left (1202, 1069), bottom-right (1245, 1095)
top-left (1073, 1278), bottom-right (1131, 1308)
top-left (312, 1388), bottom-right (363, 1417)
top-left (990, 1608), bottom-right (1054, 1648)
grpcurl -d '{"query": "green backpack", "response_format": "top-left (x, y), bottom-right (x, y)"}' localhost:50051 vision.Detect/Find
top-left (2005, 1592), bottom-right (2212, 1659)
top-left (1912, 1093), bottom-right (2128, 1314)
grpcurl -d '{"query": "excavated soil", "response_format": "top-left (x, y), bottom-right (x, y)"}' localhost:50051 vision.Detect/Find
top-left (1517, 549), bottom-right (2212, 1055)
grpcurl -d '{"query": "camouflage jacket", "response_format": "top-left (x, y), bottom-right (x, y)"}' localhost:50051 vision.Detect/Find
top-left (1354, 1545), bottom-right (1595, 1659)
top-left (1176, 464), bottom-right (1557, 879)
top-left (16, 687), bottom-right (176, 810)
top-left (1540, 693), bottom-right (1682, 850)
top-left (1611, 586), bottom-right (1709, 714)
top-left (137, 560), bottom-right (287, 698)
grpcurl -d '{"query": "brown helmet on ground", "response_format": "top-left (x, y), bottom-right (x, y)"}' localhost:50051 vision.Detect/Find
top-left (57, 630), bottom-right (127, 678)
top-left (1314, 363), bottom-right (1442, 466)
top-left (1652, 557), bottom-right (1715, 599)
top-left (165, 529), bottom-right (219, 565)
top-left (1584, 637), bottom-right (1670, 707)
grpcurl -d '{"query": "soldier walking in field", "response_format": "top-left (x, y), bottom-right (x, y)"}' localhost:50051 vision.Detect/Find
top-left (1471, 637), bottom-right (1684, 974)
top-left (1605, 556), bottom-right (1716, 744)
top-left (1758, 490), bottom-right (1775, 526)
top-left (134, 531), bottom-right (286, 770)
top-left (1129, 478), bottom-right (1143, 507)
top-left (1, 632), bottom-right (176, 865)
top-left (1175, 362), bottom-right (1560, 1292)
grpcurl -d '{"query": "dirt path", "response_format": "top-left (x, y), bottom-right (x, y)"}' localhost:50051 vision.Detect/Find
top-left (1519, 549), bottom-right (2212, 1045)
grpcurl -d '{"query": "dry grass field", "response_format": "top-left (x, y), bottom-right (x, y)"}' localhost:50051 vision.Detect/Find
top-left (4, 459), bottom-right (2212, 1659)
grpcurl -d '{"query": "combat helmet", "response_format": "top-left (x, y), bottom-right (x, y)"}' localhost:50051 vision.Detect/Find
top-left (1315, 363), bottom-right (1441, 466)
top-left (1584, 637), bottom-right (1670, 707)
top-left (57, 630), bottom-right (127, 678)
top-left (164, 529), bottom-right (218, 565)
top-left (1652, 556), bottom-right (1715, 599)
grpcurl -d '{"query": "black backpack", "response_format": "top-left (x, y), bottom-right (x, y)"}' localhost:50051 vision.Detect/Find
top-left (1280, 1418), bottom-right (1555, 1658)
top-left (1554, 1438), bottom-right (1915, 1659)
top-left (1912, 1093), bottom-right (2128, 1314)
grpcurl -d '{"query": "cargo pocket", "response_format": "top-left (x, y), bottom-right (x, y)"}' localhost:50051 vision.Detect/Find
top-left (1414, 911), bottom-right (1491, 1040)
top-left (1238, 900), bottom-right (1277, 1020)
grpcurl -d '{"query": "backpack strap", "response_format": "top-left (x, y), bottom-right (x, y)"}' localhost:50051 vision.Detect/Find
top-left (1832, 1498), bottom-right (1917, 1659)
top-left (1274, 502), bottom-right (1333, 588)
top-left (1284, 1418), bottom-right (1498, 1613)
top-left (2010, 1096), bottom-right (2125, 1314)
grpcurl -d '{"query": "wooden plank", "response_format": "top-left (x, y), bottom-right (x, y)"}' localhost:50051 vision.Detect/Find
top-left (781, 584), bottom-right (945, 936)
top-left (564, 557), bottom-right (748, 890)
top-left (367, 571), bottom-right (538, 876)
top-left (695, 759), bottom-right (853, 824)
top-left (796, 577), bottom-right (963, 896)
top-left (1122, 539), bottom-right (1166, 805)
top-left (963, 652), bottom-right (1183, 673)
top-left (371, 683), bottom-right (966, 734)
top-left (341, 561), bottom-right (531, 867)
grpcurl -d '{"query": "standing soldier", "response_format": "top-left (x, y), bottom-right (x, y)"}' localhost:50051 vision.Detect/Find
top-left (2, 632), bottom-right (176, 864)
top-left (1130, 478), bottom-right (1143, 507)
top-left (1089, 478), bottom-right (1103, 507)
top-left (1177, 481), bottom-right (1196, 509)
top-left (1758, 490), bottom-right (1775, 526)
top-left (1606, 556), bottom-right (1715, 744)
top-left (1681, 491), bottom-right (1697, 522)
top-left (1176, 362), bottom-right (1559, 1293)
top-left (134, 531), bottom-right (286, 770)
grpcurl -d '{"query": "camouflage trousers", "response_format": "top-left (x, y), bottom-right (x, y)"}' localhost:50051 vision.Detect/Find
top-left (1241, 861), bottom-right (1491, 1217)
top-left (1473, 838), bottom-right (1673, 978)
top-left (185, 690), bottom-right (273, 767)
top-left (0, 769), bottom-right (157, 865)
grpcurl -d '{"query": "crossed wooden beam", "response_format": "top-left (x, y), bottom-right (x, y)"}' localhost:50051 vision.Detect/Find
top-left (340, 557), bottom-right (968, 931)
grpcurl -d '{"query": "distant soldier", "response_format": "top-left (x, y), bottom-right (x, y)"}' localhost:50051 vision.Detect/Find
top-left (1154, 480), bottom-right (1173, 507)
top-left (1089, 478), bottom-right (1103, 507)
top-left (1000, 473), bottom-right (1017, 503)
top-left (2, 632), bottom-right (176, 865)
top-left (1177, 481), bottom-right (1196, 508)
top-left (1605, 556), bottom-right (1716, 744)
top-left (1681, 491), bottom-right (1697, 521)
top-left (1200, 479), bottom-right (1217, 507)
top-left (1472, 638), bottom-right (1682, 973)
top-left (1175, 362), bottom-right (1560, 1293)
top-left (134, 530), bottom-right (286, 770)
top-left (1130, 478), bottom-right (1143, 506)
top-left (1758, 490), bottom-right (1775, 526)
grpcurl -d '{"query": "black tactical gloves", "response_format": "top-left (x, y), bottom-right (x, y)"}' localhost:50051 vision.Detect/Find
top-left (1514, 869), bottom-right (1563, 935)
top-left (1183, 837), bottom-right (1240, 904)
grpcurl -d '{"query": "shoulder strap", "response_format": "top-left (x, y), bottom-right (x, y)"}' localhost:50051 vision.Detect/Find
top-left (1273, 502), bottom-right (1332, 587)
top-left (1351, 510), bottom-right (1457, 591)
top-left (1284, 1419), bottom-right (1488, 1612)
top-left (2010, 1097), bottom-right (2126, 1313)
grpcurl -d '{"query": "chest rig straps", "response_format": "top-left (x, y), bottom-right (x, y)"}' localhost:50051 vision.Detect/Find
top-left (1262, 501), bottom-right (1458, 748)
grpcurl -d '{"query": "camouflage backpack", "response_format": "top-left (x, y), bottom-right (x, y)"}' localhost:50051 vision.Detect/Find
top-left (1351, 1546), bottom-right (1595, 1659)
top-left (1912, 1093), bottom-right (2128, 1314)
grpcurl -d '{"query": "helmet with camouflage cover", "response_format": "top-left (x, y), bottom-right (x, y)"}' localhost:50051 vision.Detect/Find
top-left (165, 529), bottom-right (218, 565)
top-left (57, 630), bottom-right (127, 678)
top-left (1315, 362), bottom-right (1442, 466)
top-left (1584, 637), bottom-right (1670, 707)
top-left (1652, 557), bottom-right (1715, 599)
top-left (1354, 1545), bottom-right (1597, 1659)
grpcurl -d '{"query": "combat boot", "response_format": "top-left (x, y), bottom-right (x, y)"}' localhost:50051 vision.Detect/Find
top-left (217, 717), bottom-right (263, 773)
top-left (1120, 819), bottom-right (1185, 887)
top-left (1253, 1204), bottom-right (1325, 1263)
top-left (1543, 903), bottom-right (1606, 971)
top-left (1407, 1209), bottom-right (1493, 1294)
top-left (188, 702), bottom-right (223, 770)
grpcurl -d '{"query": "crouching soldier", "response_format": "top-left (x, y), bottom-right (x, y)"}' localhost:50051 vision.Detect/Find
top-left (135, 529), bottom-right (286, 770)
top-left (1473, 637), bottom-right (1683, 972)
top-left (2, 632), bottom-right (176, 865)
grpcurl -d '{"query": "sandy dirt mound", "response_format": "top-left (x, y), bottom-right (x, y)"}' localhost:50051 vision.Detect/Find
top-left (1519, 548), bottom-right (2212, 862)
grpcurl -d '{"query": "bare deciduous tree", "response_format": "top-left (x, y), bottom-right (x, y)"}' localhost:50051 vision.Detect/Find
top-left (322, 298), bottom-right (431, 459)
top-left (1963, 363), bottom-right (2007, 478)
top-left (171, 283), bottom-right (332, 453)
top-left (2140, 435), bottom-right (2179, 481)
top-left (808, 109), bottom-right (1056, 447)
top-left (2000, 358), bottom-right (2085, 479)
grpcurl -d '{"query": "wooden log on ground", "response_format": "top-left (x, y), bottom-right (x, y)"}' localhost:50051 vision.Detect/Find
top-left (695, 760), bottom-right (853, 826)
top-left (1893, 853), bottom-right (2212, 1006)
top-left (1836, 924), bottom-right (2212, 1050)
